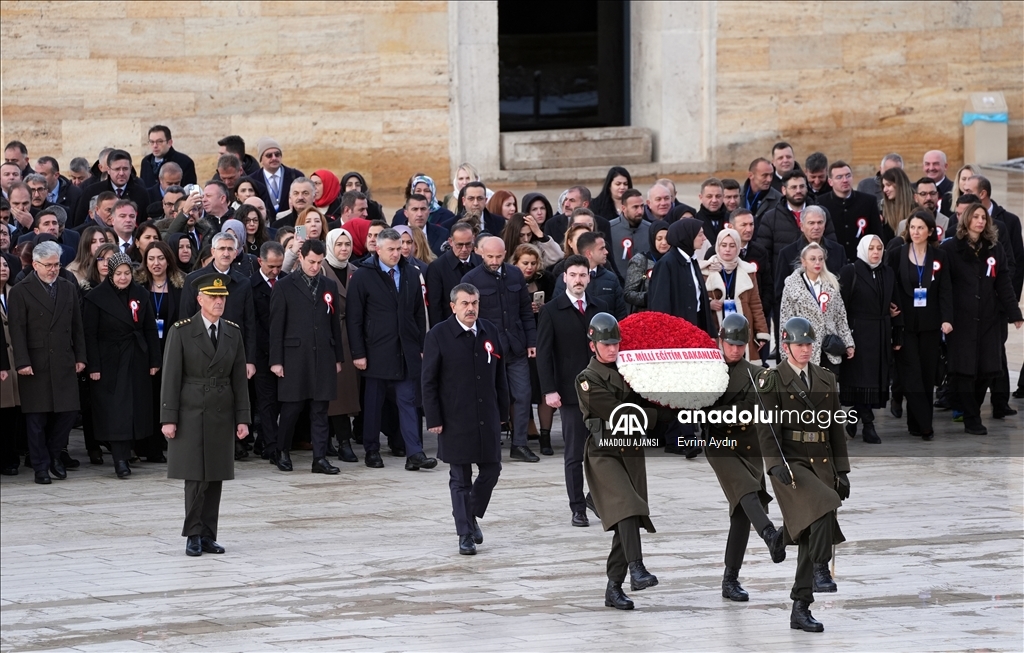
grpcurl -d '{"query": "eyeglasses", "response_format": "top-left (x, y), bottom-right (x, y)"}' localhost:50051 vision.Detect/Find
top-left (243, 217), bottom-right (260, 224)
top-left (263, 151), bottom-right (282, 159)
top-left (916, 191), bottom-right (939, 197)
top-left (36, 262), bottom-right (61, 270)
top-left (28, 187), bottom-right (47, 194)
top-left (148, 139), bottom-right (167, 145)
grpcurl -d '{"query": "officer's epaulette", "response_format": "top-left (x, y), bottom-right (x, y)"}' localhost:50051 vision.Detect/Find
top-left (173, 318), bottom-right (191, 328)
top-left (755, 367), bottom-right (777, 392)
top-left (223, 319), bottom-right (239, 329)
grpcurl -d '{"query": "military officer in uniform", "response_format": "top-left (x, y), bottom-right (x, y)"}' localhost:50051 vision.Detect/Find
top-left (576, 312), bottom-right (661, 611)
top-left (705, 313), bottom-right (786, 604)
top-left (160, 273), bottom-right (251, 557)
top-left (754, 316), bottom-right (850, 632)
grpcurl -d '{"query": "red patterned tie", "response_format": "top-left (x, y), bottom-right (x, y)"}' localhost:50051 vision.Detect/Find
top-left (577, 299), bottom-right (584, 314)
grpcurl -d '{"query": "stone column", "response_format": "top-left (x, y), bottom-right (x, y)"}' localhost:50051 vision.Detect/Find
top-left (448, 0), bottom-right (501, 178)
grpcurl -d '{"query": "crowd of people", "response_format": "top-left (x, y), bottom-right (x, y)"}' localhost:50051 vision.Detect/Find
top-left (1, 132), bottom-right (1022, 496)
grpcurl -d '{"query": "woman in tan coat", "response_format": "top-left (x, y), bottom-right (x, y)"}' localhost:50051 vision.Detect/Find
top-left (322, 228), bottom-right (361, 462)
top-left (700, 228), bottom-right (770, 360)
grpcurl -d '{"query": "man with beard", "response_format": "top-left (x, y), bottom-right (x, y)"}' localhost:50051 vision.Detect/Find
top-left (895, 178), bottom-right (949, 239)
top-left (608, 189), bottom-right (650, 281)
top-left (742, 158), bottom-right (783, 220)
top-left (695, 178), bottom-right (728, 247)
top-left (426, 223), bottom-right (481, 326)
top-left (816, 161), bottom-right (882, 261)
top-left (756, 170), bottom-right (836, 274)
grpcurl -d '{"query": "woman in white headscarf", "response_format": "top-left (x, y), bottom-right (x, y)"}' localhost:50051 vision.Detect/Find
top-left (838, 234), bottom-right (895, 444)
top-left (700, 228), bottom-right (769, 360)
top-left (322, 228), bottom-right (360, 463)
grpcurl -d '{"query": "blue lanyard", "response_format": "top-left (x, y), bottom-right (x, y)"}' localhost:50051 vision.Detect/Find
top-left (721, 269), bottom-right (735, 298)
top-left (910, 247), bottom-right (925, 288)
top-left (152, 289), bottom-right (165, 316)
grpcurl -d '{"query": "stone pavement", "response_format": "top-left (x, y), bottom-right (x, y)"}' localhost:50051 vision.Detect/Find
top-left (2, 394), bottom-right (1022, 652)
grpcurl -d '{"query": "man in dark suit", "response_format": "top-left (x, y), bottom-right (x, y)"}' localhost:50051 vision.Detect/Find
top-left (537, 254), bottom-right (608, 527)
top-left (3, 140), bottom-right (33, 177)
top-left (422, 283), bottom-right (509, 555)
top-left (742, 158), bottom-right (784, 221)
top-left (773, 206), bottom-right (848, 306)
top-left (923, 150), bottom-right (953, 212)
top-left (463, 237), bottom-right (539, 463)
top-left (426, 223), bottom-right (481, 326)
top-left (269, 239), bottom-right (344, 475)
top-left (459, 182), bottom-right (506, 236)
top-left (555, 232), bottom-right (628, 320)
top-left (404, 194), bottom-right (448, 257)
top-left (250, 241), bottom-right (285, 460)
top-left (815, 161), bottom-right (882, 262)
top-left (545, 186), bottom-right (615, 246)
top-left (756, 170), bottom-right (837, 274)
top-left (160, 272), bottom-right (250, 557)
top-left (180, 232), bottom-right (257, 374)
top-left (144, 162), bottom-right (184, 218)
top-left (255, 137), bottom-right (304, 223)
top-left (76, 150), bottom-right (150, 226)
top-left (140, 125), bottom-right (197, 189)
top-left (35, 157), bottom-right (82, 224)
top-left (348, 228), bottom-right (436, 471)
top-left (72, 191), bottom-right (117, 235)
top-left (695, 178), bottom-right (730, 248)
top-left (7, 241), bottom-right (87, 485)
top-left (17, 208), bottom-right (76, 266)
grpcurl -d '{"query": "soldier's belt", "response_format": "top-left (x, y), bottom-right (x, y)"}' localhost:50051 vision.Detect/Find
top-left (184, 376), bottom-right (231, 387)
top-left (783, 429), bottom-right (826, 443)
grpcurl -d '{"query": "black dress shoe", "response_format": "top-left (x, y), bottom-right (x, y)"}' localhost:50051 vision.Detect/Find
top-left (326, 442), bottom-right (339, 457)
top-left (114, 460), bottom-right (131, 478)
top-left (470, 517), bottom-right (483, 545)
top-left (59, 450), bottom-right (80, 469)
top-left (812, 563), bottom-right (837, 593)
top-left (761, 524), bottom-right (786, 563)
top-left (311, 457), bottom-right (340, 475)
top-left (585, 492), bottom-right (601, 519)
top-left (200, 537), bottom-right (225, 554)
top-left (338, 439), bottom-right (358, 463)
top-left (459, 534), bottom-right (476, 555)
top-left (1012, 388), bottom-right (1024, 399)
top-left (405, 452), bottom-right (438, 471)
top-left (571, 511), bottom-right (589, 527)
top-left (844, 422), bottom-right (857, 438)
top-left (722, 567), bottom-right (748, 601)
top-left (277, 450), bottom-right (293, 471)
top-left (604, 580), bottom-right (634, 610)
top-left (965, 424), bottom-right (988, 435)
top-left (253, 438), bottom-right (265, 456)
top-left (628, 560), bottom-right (658, 591)
top-left (889, 400), bottom-right (902, 418)
top-left (88, 449), bottom-right (104, 465)
top-left (365, 451), bottom-right (384, 468)
top-left (234, 441), bottom-right (248, 461)
top-left (49, 459), bottom-right (67, 480)
top-left (145, 454), bottom-right (167, 463)
top-left (34, 471), bottom-right (51, 485)
top-left (510, 444), bottom-right (540, 462)
top-left (389, 447), bottom-right (406, 458)
top-left (684, 445), bottom-right (703, 459)
top-left (186, 535), bottom-right (202, 557)
top-left (861, 422), bottom-right (881, 444)
top-left (791, 600), bottom-right (824, 632)
top-left (921, 431), bottom-right (935, 441)
top-left (1, 464), bottom-right (18, 476)
top-left (993, 406), bottom-right (1018, 419)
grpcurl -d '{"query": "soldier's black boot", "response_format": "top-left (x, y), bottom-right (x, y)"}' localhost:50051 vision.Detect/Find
top-left (790, 600), bottom-right (824, 632)
top-left (628, 560), bottom-right (658, 591)
top-left (721, 567), bottom-right (748, 602)
top-left (761, 524), bottom-right (786, 563)
top-left (539, 430), bottom-right (553, 456)
top-left (604, 580), bottom-right (634, 610)
top-left (812, 563), bottom-right (837, 593)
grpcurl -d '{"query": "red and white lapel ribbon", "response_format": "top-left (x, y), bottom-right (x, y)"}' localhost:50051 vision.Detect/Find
top-left (621, 237), bottom-right (633, 260)
top-left (855, 218), bottom-right (867, 238)
top-left (483, 340), bottom-right (500, 363)
top-left (129, 299), bottom-right (140, 322)
top-left (324, 291), bottom-right (334, 314)
top-left (818, 291), bottom-right (830, 313)
top-left (931, 260), bottom-right (941, 281)
top-left (986, 257), bottom-right (997, 277)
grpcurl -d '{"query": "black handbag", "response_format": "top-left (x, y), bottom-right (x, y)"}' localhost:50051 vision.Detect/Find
top-left (822, 333), bottom-right (846, 357)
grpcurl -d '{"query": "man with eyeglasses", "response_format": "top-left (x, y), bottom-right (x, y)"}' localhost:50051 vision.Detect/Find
top-left (34, 157), bottom-right (83, 225)
top-left (76, 150), bottom-right (149, 226)
top-left (256, 137), bottom-right (304, 223)
top-left (895, 178), bottom-right (950, 240)
top-left (140, 125), bottom-right (197, 189)
top-left (815, 161), bottom-right (882, 262)
top-left (459, 182), bottom-right (505, 236)
top-left (426, 222), bottom-right (483, 326)
top-left (24, 174), bottom-right (53, 214)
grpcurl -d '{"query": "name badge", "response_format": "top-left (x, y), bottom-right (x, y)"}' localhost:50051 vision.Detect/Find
top-left (156, 318), bottom-right (165, 339)
top-left (913, 287), bottom-right (927, 307)
top-left (723, 299), bottom-right (737, 315)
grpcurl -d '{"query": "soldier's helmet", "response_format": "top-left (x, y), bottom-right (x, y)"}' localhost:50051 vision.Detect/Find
top-left (719, 313), bottom-right (750, 346)
top-left (781, 316), bottom-right (816, 344)
top-left (587, 312), bottom-right (621, 344)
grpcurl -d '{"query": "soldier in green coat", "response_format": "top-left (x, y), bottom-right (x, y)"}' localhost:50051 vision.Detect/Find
top-left (754, 317), bottom-right (851, 633)
top-left (576, 312), bottom-right (661, 611)
top-left (705, 313), bottom-right (786, 603)
top-left (160, 273), bottom-right (251, 557)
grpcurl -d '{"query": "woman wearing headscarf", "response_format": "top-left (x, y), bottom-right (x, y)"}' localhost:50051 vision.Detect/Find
top-left (322, 228), bottom-right (361, 463)
top-left (311, 169), bottom-right (342, 220)
top-left (220, 218), bottom-right (258, 277)
top-left (624, 220), bottom-right (669, 312)
top-left (165, 232), bottom-right (195, 274)
top-left (648, 218), bottom-right (715, 336)
top-left (340, 171), bottom-right (385, 222)
top-left (838, 235), bottom-right (895, 444)
top-left (700, 228), bottom-right (769, 359)
top-left (84, 252), bottom-right (161, 478)
top-left (392, 174), bottom-right (457, 229)
top-left (393, 225), bottom-right (429, 277)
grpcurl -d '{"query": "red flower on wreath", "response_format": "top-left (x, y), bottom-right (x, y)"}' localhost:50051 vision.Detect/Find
top-left (618, 311), bottom-right (716, 351)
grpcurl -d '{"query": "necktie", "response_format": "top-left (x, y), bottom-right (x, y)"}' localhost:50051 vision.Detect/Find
top-left (792, 210), bottom-right (801, 228)
top-left (121, 242), bottom-right (129, 252)
top-left (577, 299), bottom-right (585, 314)
top-left (47, 283), bottom-right (57, 301)
top-left (740, 248), bottom-right (747, 258)
top-left (188, 231), bottom-right (199, 252)
top-left (800, 370), bottom-right (809, 391)
top-left (209, 324), bottom-right (218, 349)
top-left (268, 277), bottom-right (276, 288)
top-left (116, 188), bottom-right (124, 198)
top-left (389, 268), bottom-right (396, 288)
top-left (589, 269), bottom-right (596, 278)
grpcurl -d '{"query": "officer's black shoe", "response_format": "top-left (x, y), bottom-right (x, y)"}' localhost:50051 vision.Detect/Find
top-left (812, 563), bottom-right (837, 593)
top-left (114, 460), bottom-right (131, 478)
top-left (88, 449), bottom-right (104, 465)
top-left (844, 421), bottom-right (857, 438)
top-left (862, 422), bottom-right (881, 444)
top-left (571, 511), bottom-right (589, 527)
top-left (405, 452), bottom-right (438, 471)
top-left (470, 517), bottom-right (483, 544)
top-left (628, 560), bottom-right (658, 591)
top-left (59, 450), bottom-right (80, 469)
top-left (993, 406), bottom-right (1018, 419)
top-left (539, 431), bottom-right (554, 456)
top-left (185, 535), bottom-right (202, 557)
top-left (510, 444), bottom-right (540, 462)
top-left (889, 400), bottom-right (902, 418)
top-left (585, 492), bottom-right (601, 519)
top-left (275, 451), bottom-right (293, 472)
top-left (338, 439), bottom-right (358, 463)
top-left (964, 424), bottom-right (988, 435)
top-left (1012, 388), bottom-right (1024, 399)
top-left (34, 471), bottom-right (51, 485)
top-left (459, 534), bottom-right (476, 555)
top-left (721, 567), bottom-right (748, 602)
top-left (604, 580), bottom-right (634, 610)
top-left (49, 459), bottom-right (67, 480)
top-left (761, 524), bottom-right (786, 563)
top-left (200, 537), bottom-right (225, 554)
top-left (365, 451), bottom-right (384, 468)
top-left (311, 457), bottom-right (340, 475)
top-left (791, 600), bottom-right (824, 632)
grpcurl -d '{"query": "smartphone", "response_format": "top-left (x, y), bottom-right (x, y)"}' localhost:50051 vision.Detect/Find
top-left (533, 291), bottom-right (545, 306)
top-left (295, 226), bottom-right (307, 240)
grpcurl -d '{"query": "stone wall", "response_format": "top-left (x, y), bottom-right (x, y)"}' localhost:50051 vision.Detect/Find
top-left (0, 0), bottom-right (451, 191)
top-left (714, 0), bottom-right (1024, 175)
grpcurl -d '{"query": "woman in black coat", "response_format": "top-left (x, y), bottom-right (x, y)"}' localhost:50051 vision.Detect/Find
top-left (940, 203), bottom-right (1023, 435)
top-left (647, 218), bottom-right (715, 337)
top-left (838, 235), bottom-right (895, 444)
top-left (513, 243), bottom-right (557, 455)
top-left (84, 252), bottom-right (162, 478)
top-left (887, 211), bottom-right (953, 441)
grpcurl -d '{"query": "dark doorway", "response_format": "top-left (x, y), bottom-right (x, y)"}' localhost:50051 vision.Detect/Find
top-left (498, 0), bottom-right (627, 132)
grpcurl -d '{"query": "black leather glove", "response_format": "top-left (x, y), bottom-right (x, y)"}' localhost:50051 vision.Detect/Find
top-left (769, 464), bottom-right (793, 486)
top-left (836, 472), bottom-right (850, 500)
